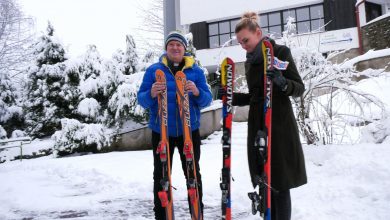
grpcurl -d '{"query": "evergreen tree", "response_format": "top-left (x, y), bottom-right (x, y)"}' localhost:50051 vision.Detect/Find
top-left (124, 35), bottom-right (139, 75)
top-left (24, 23), bottom-right (68, 138)
top-left (112, 35), bottom-right (139, 75)
top-left (0, 71), bottom-right (23, 137)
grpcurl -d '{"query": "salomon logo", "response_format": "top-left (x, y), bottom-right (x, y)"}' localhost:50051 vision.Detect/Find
top-left (226, 64), bottom-right (233, 113)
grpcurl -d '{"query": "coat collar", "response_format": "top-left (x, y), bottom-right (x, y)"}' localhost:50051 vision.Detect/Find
top-left (246, 37), bottom-right (276, 65)
top-left (159, 53), bottom-right (195, 70)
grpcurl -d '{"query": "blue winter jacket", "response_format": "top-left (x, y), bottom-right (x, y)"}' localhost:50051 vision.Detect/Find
top-left (137, 54), bottom-right (212, 137)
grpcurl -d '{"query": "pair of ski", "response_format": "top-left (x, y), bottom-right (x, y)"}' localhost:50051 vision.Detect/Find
top-left (155, 70), bottom-right (203, 220)
top-left (219, 38), bottom-right (275, 220)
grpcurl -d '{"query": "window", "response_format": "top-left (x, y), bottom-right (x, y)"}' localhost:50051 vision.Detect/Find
top-left (219, 21), bottom-right (230, 34)
top-left (310, 4), bottom-right (325, 32)
top-left (209, 36), bottom-right (219, 49)
top-left (283, 10), bottom-right (296, 24)
top-left (260, 14), bottom-right (268, 28)
top-left (208, 19), bottom-right (239, 48)
top-left (365, 2), bottom-right (382, 22)
top-left (230, 19), bottom-right (239, 32)
top-left (208, 23), bottom-right (218, 36)
top-left (310, 5), bottom-right (324, 19)
top-left (297, 21), bottom-right (310, 34)
top-left (296, 7), bottom-right (310, 22)
top-left (279, 4), bottom-right (324, 34)
top-left (268, 12), bottom-right (281, 26)
top-left (207, 4), bottom-right (324, 48)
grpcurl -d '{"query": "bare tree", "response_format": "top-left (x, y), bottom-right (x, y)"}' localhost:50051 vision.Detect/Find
top-left (0, 0), bottom-right (34, 136)
top-left (134, 0), bottom-right (164, 55)
top-left (0, 0), bottom-right (34, 80)
top-left (282, 17), bottom-right (386, 145)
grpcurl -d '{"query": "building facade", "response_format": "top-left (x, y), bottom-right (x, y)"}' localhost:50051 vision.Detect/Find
top-left (164, 0), bottom-right (390, 76)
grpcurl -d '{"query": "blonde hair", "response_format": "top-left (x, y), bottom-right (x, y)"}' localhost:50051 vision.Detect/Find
top-left (235, 12), bottom-right (260, 33)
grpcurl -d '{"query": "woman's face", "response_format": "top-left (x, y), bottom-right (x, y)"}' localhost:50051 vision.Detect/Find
top-left (236, 27), bottom-right (262, 53)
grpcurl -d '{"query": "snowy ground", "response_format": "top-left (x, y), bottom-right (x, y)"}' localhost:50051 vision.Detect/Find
top-left (1, 122), bottom-right (390, 220)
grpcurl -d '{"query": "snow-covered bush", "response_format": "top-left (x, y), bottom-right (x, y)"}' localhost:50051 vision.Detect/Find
top-left (77, 98), bottom-right (101, 122)
top-left (108, 72), bottom-right (148, 125)
top-left (0, 125), bottom-right (7, 139)
top-left (11, 130), bottom-right (26, 139)
top-left (52, 118), bottom-right (112, 156)
top-left (360, 117), bottom-right (390, 144)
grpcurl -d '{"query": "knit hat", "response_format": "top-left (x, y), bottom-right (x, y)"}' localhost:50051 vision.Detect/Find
top-left (165, 31), bottom-right (188, 50)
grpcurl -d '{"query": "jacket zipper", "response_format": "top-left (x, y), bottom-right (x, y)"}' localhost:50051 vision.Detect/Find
top-left (164, 66), bottom-right (180, 137)
top-left (164, 61), bottom-right (191, 137)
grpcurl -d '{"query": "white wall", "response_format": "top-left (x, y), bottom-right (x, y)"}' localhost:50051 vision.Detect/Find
top-left (180, 0), bottom-right (323, 25)
top-left (196, 27), bottom-right (359, 70)
top-left (358, 2), bottom-right (368, 26)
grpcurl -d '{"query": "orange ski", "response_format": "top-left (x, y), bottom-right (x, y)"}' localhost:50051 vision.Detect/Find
top-left (156, 69), bottom-right (175, 220)
top-left (175, 71), bottom-right (203, 220)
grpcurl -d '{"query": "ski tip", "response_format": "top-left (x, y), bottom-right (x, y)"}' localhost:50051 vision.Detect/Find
top-left (221, 57), bottom-right (234, 66)
top-left (155, 69), bottom-right (165, 82)
top-left (220, 58), bottom-right (235, 86)
top-left (175, 71), bottom-right (186, 84)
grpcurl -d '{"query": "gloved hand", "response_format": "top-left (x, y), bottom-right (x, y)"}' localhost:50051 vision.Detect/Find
top-left (266, 69), bottom-right (288, 92)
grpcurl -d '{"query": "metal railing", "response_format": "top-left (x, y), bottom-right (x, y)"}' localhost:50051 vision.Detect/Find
top-left (0, 137), bottom-right (32, 161)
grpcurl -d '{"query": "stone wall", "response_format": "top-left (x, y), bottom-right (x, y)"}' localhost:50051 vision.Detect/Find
top-left (355, 57), bottom-right (390, 72)
top-left (110, 107), bottom-right (223, 151)
top-left (361, 16), bottom-right (390, 53)
top-left (327, 48), bottom-right (360, 64)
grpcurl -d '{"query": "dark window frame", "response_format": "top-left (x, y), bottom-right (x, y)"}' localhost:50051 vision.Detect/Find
top-left (208, 18), bottom-right (241, 48)
top-left (207, 3), bottom-right (324, 48)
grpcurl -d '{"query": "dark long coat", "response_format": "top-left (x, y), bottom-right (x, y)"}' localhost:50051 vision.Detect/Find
top-left (233, 40), bottom-right (307, 191)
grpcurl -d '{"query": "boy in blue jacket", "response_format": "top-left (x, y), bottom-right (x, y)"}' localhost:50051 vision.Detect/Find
top-left (137, 31), bottom-right (212, 220)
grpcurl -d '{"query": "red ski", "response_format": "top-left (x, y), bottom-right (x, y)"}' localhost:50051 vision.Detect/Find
top-left (248, 38), bottom-right (274, 220)
top-left (220, 57), bottom-right (235, 220)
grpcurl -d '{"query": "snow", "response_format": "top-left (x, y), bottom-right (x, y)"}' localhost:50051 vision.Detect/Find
top-left (201, 100), bottom-right (222, 112)
top-left (77, 98), bottom-right (101, 119)
top-left (342, 48), bottom-right (390, 68)
top-left (0, 138), bottom-right (52, 162)
top-left (1, 122), bottom-right (390, 219)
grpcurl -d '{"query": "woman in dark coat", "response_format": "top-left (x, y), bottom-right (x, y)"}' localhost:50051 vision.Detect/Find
top-left (233, 12), bottom-right (307, 220)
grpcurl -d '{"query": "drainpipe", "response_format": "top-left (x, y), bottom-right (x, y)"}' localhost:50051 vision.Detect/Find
top-left (355, 0), bottom-right (366, 55)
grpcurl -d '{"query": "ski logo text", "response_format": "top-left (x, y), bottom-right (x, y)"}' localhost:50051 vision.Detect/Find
top-left (266, 47), bottom-right (272, 108)
top-left (161, 89), bottom-right (168, 126)
top-left (226, 64), bottom-right (233, 113)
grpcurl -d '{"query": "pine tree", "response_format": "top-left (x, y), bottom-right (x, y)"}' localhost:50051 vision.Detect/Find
top-left (24, 23), bottom-right (68, 138)
top-left (124, 35), bottom-right (139, 75)
top-left (0, 71), bottom-right (23, 137)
